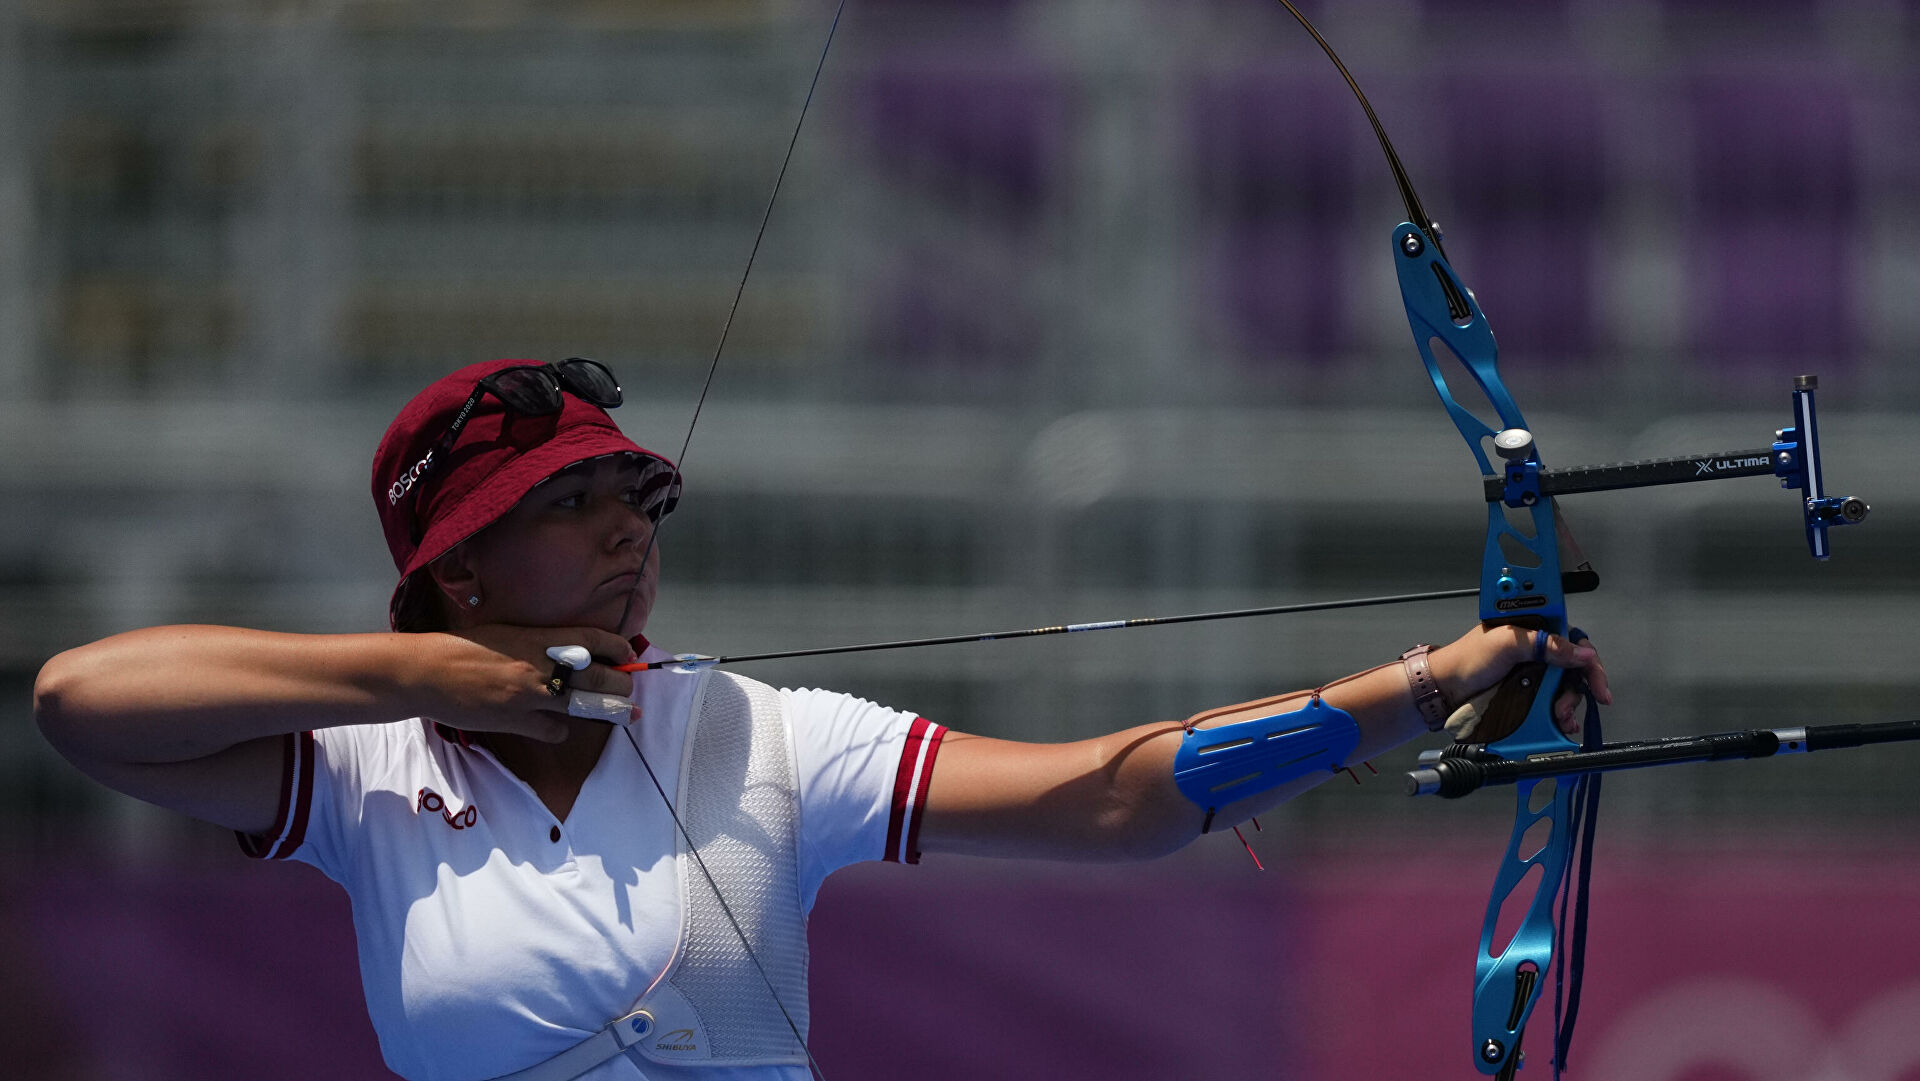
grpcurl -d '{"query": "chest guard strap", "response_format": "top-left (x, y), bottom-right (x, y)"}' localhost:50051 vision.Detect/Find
top-left (1173, 696), bottom-right (1360, 829)
top-left (484, 670), bottom-right (808, 1081)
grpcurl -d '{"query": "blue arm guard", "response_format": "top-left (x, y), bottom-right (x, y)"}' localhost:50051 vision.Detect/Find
top-left (1173, 696), bottom-right (1361, 826)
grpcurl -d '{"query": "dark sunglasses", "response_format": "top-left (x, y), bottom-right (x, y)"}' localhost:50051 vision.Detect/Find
top-left (447, 357), bottom-right (622, 438)
top-left (393, 358), bottom-right (624, 514)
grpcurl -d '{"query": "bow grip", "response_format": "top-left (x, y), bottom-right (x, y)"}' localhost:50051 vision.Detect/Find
top-left (1471, 617), bottom-right (1554, 745)
top-left (1474, 665), bottom-right (1548, 746)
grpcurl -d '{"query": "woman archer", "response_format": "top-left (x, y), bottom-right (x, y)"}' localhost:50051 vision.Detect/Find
top-left (33, 357), bottom-right (1608, 1081)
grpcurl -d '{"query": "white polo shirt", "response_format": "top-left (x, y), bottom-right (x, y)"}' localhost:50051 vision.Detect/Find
top-left (240, 644), bottom-right (946, 1081)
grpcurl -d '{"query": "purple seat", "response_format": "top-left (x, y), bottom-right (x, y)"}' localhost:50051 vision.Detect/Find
top-left (1689, 75), bottom-right (1855, 223)
top-left (1190, 0), bottom-right (1331, 28)
top-left (1684, 72), bottom-right (1859, 374)
top-left (1901, 74), bottom-right (1920, 203)
top-left (1204, 222), bottom-right (1352, 364)
top-left (865, 258), bottom-right (1042, 370)
top-left (1433, 70), bottom-right (1608, 365)
top-left (851, 61), bottom-right (1067, 369)
top-left (1659, 0), bottom-right (1824, 37)
top-left (1188, 74), bottom-right (1360, 365)
top-left (1691, 223), bottom-right (1854, 368)
top-left (853, 63), bottom-right (1069, 226)
top-left (1419, 0), bottom-right (1573, 28)
top-left (849, 0), bottom-right (1030, 45)
top-left (862, 0), bottom-right (1027, 15)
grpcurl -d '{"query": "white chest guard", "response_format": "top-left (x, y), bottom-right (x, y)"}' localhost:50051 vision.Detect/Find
top-left (491, 670), bottom-right (810, 1081)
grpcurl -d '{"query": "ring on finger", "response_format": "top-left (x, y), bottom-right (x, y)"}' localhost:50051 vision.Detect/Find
top-left (544, 645), bottom-right (592, 698)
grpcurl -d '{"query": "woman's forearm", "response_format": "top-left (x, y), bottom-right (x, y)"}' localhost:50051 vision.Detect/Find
top-left (1111, 629), bottom-right (1605, 858)
top-left (921, 651), bottom-right (1451, 864)
top-left (33, 625), bottom-right (432, 764)
top-left (1098, 657), bottom-right (1433, 860)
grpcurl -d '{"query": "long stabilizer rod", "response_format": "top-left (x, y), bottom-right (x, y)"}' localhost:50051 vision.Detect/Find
top-left (1407, 719), bottom-right (1920, 797)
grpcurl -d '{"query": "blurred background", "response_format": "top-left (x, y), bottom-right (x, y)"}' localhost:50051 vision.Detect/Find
top-left (1, 0), bottom-right (1917, 1078)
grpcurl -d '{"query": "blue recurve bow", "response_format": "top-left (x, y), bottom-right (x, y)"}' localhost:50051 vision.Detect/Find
top-left (1376, 97), bottom-right (1606, 1081)
top-left (1268, 5), bottom-right (1623, 1078)
top-left (1393, 206), bottom-right (1602, 1078)
top-left (1274, 4), bottom-right (1875, 1077)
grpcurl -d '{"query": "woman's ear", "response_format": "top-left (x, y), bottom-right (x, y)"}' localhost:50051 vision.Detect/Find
top-left (425, 542), bottom-right (483, 612)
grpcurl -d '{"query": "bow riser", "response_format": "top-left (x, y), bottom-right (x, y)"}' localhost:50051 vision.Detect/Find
top-left (1394, 227), bottom-right (1571, 621)
top-left (1393, 220), bottom-right (1580, 1075)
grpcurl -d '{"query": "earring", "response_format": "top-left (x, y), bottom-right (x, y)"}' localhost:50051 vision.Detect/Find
top-left (466, 595), bottom-right (481, 607)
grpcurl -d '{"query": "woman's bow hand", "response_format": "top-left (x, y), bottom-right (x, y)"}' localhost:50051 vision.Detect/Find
top-left (1430, 624), bottom-right (1612, 743)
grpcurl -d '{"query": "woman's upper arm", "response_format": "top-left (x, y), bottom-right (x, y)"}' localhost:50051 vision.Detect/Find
top-left (50, 735), bottom-right (293, 837)
top-left (915, 724), bottom-right (1191, 862)
top-left (32, 630), bottom-right (337, 838)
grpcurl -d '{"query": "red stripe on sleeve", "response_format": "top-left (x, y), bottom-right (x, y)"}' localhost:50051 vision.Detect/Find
top-left (234, 732), bottom-right (299, 860)
top-left (270, 730), bottom-right (318, 859)
top-left (900, 724), bottom-right (946, 866)
top-left (882, 718), bottom-right (927, 862)
top-left (430, 721), bottom-right (471, 749)
top-left (883, 718), bottom-right (946, 864)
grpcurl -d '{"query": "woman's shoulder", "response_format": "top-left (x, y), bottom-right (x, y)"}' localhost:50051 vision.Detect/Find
top-left (315, 715), bottom-right (436, 748)
top-left (310, 716), bottom-right (443, 781)
top-left (779, 685), bottom-right (920, 738)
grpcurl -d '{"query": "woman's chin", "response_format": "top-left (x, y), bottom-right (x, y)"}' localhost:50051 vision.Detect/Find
top-left (608, 588), bottom-right (654, 639)
top-left (523, 600), bottom-right (634, 637)
top-left (605, 596), bottom-right (650, 640)
top-left (518, 586), bottom-right (648, 639)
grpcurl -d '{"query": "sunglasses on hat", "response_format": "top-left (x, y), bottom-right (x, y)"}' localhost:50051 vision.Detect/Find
top-left (394, 357), bottom-right (624, 510)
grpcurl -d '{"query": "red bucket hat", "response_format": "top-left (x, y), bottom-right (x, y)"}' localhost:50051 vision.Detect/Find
top-left (371, 359), bottom-right (680, 629)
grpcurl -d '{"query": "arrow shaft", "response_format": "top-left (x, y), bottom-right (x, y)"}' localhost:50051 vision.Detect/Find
top-left (624, 585), bottom-right (1481, 671)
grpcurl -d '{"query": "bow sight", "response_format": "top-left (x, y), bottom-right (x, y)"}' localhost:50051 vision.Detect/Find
top-left (1479, 373), bottom-right (1868, 563)
top-left (1403, 366), bottom-right (1892, 809)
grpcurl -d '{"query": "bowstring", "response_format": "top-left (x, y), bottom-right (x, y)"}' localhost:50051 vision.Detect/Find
top-left (614, 3), bottom-right (849, 1076)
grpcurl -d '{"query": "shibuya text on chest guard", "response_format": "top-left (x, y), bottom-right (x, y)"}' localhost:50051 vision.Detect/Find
top-left (1172, 696), bottom-right (1360, 830)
